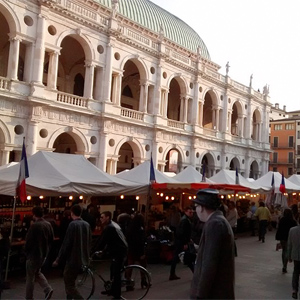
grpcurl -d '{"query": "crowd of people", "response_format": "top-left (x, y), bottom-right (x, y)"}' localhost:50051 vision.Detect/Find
top-left (1, 195), bottom-right (300, 299)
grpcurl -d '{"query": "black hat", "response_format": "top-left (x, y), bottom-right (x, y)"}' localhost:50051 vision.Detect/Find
top-left (193, 188), bottom-right (220, 209)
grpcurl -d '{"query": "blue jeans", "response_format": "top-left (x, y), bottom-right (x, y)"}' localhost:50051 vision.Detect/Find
top-left (258, 220), bottom-right (268, 241)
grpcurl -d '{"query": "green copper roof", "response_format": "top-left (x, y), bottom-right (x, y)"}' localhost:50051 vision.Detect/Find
top-left (97, 0), bottom-right (210, 59)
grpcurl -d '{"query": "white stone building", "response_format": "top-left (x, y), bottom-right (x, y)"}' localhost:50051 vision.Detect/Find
top-left (0, 0), bottom-right (271, 179)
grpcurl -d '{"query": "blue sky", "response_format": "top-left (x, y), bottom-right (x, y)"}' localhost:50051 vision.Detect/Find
top-left (151, 0), bottom-right (300, 112)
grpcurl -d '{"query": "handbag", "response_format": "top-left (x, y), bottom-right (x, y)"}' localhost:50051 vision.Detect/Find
top-left (183, 242), bottom-right (196, 265)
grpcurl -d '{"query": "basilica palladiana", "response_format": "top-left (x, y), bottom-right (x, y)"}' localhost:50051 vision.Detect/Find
top-left (0, 0), bottom-right (271, 178)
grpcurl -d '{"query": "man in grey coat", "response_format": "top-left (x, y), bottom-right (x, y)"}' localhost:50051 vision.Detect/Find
top-left (190, 189), bottom-right (235, 299)
top-left (53, 204), bottom-right (91, 299)
top-left (288, 224), bottom-right (300, 299)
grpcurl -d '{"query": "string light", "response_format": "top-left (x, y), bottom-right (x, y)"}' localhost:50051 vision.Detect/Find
top-left (136, 196), bottom-right (139, 200)
top-left (120, 195), bottom-right (124, 199)
top-left (165, 196), bottom-right (169, 200)
top-left (171, 196), bottom-right (175, 200)
top-left (39, 195), bottom-right (44, 199)
top-left (69, 196), bottom-right (73, 200)
top-left (79, 195), bottom-right (83, 200)
top-left (27, 196), bottom-right (31, 200)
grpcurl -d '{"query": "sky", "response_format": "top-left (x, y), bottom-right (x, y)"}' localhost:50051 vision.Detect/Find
top-left (150, 0), bottom-right (300, 112)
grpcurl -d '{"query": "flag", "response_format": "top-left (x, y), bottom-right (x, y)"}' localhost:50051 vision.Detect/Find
top-left (201, 163), bottom-right (206, 182)
top-left (279, 172), bottom-right (286, 194)
top-left (235, 167), bottom-right (239, 185)
top-left (150, 155), bottom-right (156, 183)
top-left (16, 139), bottom-right (29, 202)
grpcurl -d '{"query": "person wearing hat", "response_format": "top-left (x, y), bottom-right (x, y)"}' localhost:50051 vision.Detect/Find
top-left (190, 189), bottom-right (235, 299)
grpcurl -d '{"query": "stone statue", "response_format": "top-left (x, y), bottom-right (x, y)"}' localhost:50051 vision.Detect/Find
top-left (263, 84), bottom-right (269, 96)
top-left (250, 74), bottom-right (253, 87)
top-left (111, 0), bottom-right (119, 18)
top-left (226, 61), bottom-right (230, 75)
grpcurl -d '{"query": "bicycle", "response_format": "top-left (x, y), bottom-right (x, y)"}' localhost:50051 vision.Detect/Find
top-left (76, 252), bottom-right (151, 300)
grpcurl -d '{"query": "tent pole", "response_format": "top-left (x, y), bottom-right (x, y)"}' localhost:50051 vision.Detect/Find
top-left (145, 184), bottom-right (151, 230)
top-left (4, 196), bottom-right (17, 281)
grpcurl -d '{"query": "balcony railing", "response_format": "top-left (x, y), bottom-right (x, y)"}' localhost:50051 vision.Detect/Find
top-left (57, 92), bottom-right (88, 108)
top-left (167, 120), bottom-right (185, 130)
top-left (269, 160), bottom-right (294, 165)
top-left (120, 108), bottom-right (144, 120)
top-left (0, 76), bottom-right (10, 90)
top-left (271, 143), bottom-right (295, 148)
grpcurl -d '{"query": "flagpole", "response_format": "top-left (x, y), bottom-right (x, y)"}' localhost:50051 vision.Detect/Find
top-left (4, 196), bottom-right (17, 281)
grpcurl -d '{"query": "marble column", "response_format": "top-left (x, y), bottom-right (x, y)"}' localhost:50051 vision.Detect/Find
top-left (83, 63), bottom-right (95, 99)
top-left (47, 51), bottom-right (59, 90)
top-left (23, 43), bottom-right (33, 82)
top-left (32, 14), bottom-right (46, 83)
top-left (98, 133), bottom-right (107, 171)
top-left (1, 150), bottom-right (10, 165)
top-left (27, 120), bottom-right (39, 156)
top-left (94, 67), bottom-right (103, 101)
top-left (103, 42), bottom-right (113, 102)
top-left (7, 36), bottom-right (21, 80)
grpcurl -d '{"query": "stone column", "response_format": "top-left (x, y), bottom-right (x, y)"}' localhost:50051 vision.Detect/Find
top-left (83, 62), bottom-right (95, 99)
top-left (7, 36), bottom-right (21, 80)
top-left (143, 83), bottom-right (149, 113)
top-left (47, 51), bottom-right (59, 90)
top-left (23, 43), bottom-right (33, 82)
top-left (111, 74), bottom-right (117, 104)
top-left (32, 14), bottom-right (46, 84)
top-left (228, 111), bottom-right (232, 133)
top-left (98, 133), bottom-right (107, 171)
top-left (27, 120), bottom-right (39, 156)
top-left (103, 42), bottom-right (114, 102)
top-left (94, 67), bottom-right (103, 101)
top-left (180, 96), bottom-right (184, 121)
top-left (1, 150), bottom-right (10, 165)
top-left (139, 83), bottom-right (145, 111)
top-left (183, 97), bottom-right (188, 123)
top-left (111, 158), bottom-right (118, 175)
top-left (215, 108), bottom-right (220, 131)
top-left (115, 73), bottom-right (122, 106)
top-left (153, 62), bottom-right (162, 115)
top-left (212, 108), bottom-right (216, 129)
top-left (199, 101), bottom-right (203, 126)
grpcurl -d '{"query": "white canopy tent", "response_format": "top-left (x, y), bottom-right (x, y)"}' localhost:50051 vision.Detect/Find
top-left (288, 174), bottom-right (300, 187)
top-left (255, 171), bottom-right (300, 193)
top-left (0, 151), bottom-right (147, 196)
top-left (209, 169), bottom-right (270, 193)
top-left (173, 165), bottom-right (214, 183)
top-left (114, 160), bottom-right (179, 185)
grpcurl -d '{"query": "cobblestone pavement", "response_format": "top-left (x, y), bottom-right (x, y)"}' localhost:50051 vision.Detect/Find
top-left (1, 230), bottom-right (293, 299)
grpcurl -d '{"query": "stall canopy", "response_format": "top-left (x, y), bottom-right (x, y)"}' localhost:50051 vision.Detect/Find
top-left (288, 174), bottom-right (300, 187)
top-left (255, 171), bottom-right (300, 193)
top-left (173, 166), bottom-right (214, 183)
top-left (0, 151), bottom-right (146, 196)
top-left (114, 161), bottom-right (179, 185)
top-left (209, 169), bottom-right (267, 193)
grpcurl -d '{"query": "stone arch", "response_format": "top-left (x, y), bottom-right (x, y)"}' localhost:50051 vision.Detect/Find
top-left (48, 127), bottom-right (89, 154)
top-left (229, 156), bottom-right (241, 170)
top-left (166, 74), bottom-right (188, 95)
top-left (120, 55), bottom-right (148, 80)
top-left (249, 159), bottom-right (260, 179)
top-left (200, 151), bottom-right (216, 177)
top-left (202, 89), bottom-right (218, 129)
top-left (56, 29), bottom-right (93, 61)
top-left (0, 1), bottom-right (20, 33)
top-left (114, 137), bottom-right (143, 160)
top-left (0, 119), bottom-right (11, 144)
top-left (230, 100), bottom-right (243, 136)
top-left (162, 144), bottom-right (184, 173)
top-left (252, 108), bottom-right (262, 141)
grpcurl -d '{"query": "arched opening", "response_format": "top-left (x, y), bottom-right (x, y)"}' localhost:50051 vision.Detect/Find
top-left (53, 133), bottom-right (77, 154)
top-left (252, 109), bottom-right (261, 141)
top-left (201, 153), bottom-right (215, 177)
top-left (250, 160), bottom-right (259, 179)
top-left (229, 157), bottom-right (240, 171)
top-left (0, 11), bottom-right (10, 77)
top-left (121, 60), bottom-right (140, 110)
top-left (117, 142), bottom-right (134, 173)
top-left (231, 103), bottom-right (238, 135)
top-left (165, 149), bottom-right (182, 173)
top-left (203, 92), bottom-right (213, 129)
top-left (57, 36), bottom-right (85, 94)
top-left (167, 79), bottom-right (181, 121)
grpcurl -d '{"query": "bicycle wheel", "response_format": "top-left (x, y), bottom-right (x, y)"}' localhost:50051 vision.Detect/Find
top-left (120, 265), bottom-right (151, 300)
top-left (76, 267), bottom-right (95, 300)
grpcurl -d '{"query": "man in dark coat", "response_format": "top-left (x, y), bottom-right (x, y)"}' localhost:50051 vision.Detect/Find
top-left (53, 204), bottom-right (91, 300)
top-left (169, 206), bottom-right (194, 280)
top-left (92, 211), bottom-right (128, 299)
top-left (190, 189), bottom-right (235, 299)
top-left (25, 206), bottom-right (54, 300)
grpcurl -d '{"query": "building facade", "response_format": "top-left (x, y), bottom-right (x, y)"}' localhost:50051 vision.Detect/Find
top-left (0, 0), bottom-right (271, 178)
